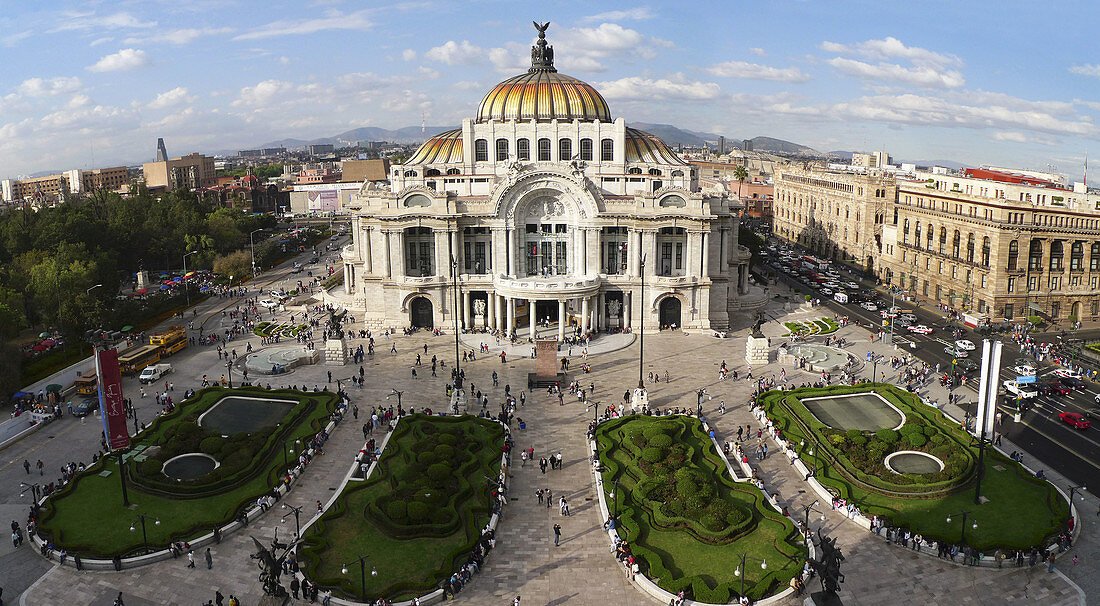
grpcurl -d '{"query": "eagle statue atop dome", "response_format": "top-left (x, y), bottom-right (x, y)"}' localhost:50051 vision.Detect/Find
top-left (530, 21), bottom-right (555, 71)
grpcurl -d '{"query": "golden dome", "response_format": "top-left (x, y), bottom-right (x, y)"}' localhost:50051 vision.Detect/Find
top-left (476, 71), bottom-right (612, 123)
top-left (476, 22), bottom-right (611, 123)
top-left (407, 129), bottom-right (463, 164)
top-left (625, 128), bottom-right (688, 165)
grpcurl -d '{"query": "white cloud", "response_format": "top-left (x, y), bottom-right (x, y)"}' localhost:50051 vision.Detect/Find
top-left (707, 61), bottom-right (810, 83)
top-left (402, 49), bottom-right (417, 61)
top-left (233, 80), bottom-right (296, 107)
top-left (424, 40), bottom-right (484, 65)
top-left (278, 56), bottom-right (292, 66)
top-left (2, 31), bottom-right (32, 48)
top-left (66, 94), bottom-right (91, 109)
top-left (581, 8), bottom-right (655, 22)
top-left (89, 37), bottom-right (113, 47)
top-left (993, 131), bottom-right (1028, 143)
top-left (595, 75), bottom-right (722, 101)
top-left (126, 27), bottom-right (233, 45)
top-left (148, 87), bottom-right (194, 109)
top-left (234, 9), bottom-right (373, 40)
top-left (821, 37), bottom-right (961, 68)
top-left (1069, 64), bottom-right (1100, 78)
top-left (87, 49), bottom-right (150, 72)
top-left (749, 47), bottom-right (767, 57)
top-left (17, 77), bottom-right (82, 97)
top-left (51, 11), bottom-right (157, 33)
top-left (417, 66), bottom-right (440, 79)
top-left (453, 80), bottom-right (482, 91)
top-left (827, 57), bottom-right (965, 88)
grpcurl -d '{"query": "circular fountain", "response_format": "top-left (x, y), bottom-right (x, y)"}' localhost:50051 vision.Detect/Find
top-left (777, 343), bottom-right (850, 372)
top-left (162, 453), bottom-right (219, 480)
top-left (884, 451), bottom-right (944, 475)
top-left (243, 346), bottom-right (317, 375)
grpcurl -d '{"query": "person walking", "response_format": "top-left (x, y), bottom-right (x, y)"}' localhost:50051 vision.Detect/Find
top-left (1048, 550), bottom-right (1056, 572)
top-left (112, 592), bottom-right (125, 606)
top-left (553, 523), bottom-right (562, 547)
top-left (22, 460), bottom-right (29, 474)
top-left (205, 547), bottom-right (213, 569)
top-left (215, 591), bottom-right (224, 606)
top-left (187, 549), bottom-right (196, 568)
top-left (291, 577), bottom-right (300, 599)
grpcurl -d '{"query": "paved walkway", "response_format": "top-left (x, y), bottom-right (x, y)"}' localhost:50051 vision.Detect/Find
top-left (8, 282), bottom-right (1096, 605)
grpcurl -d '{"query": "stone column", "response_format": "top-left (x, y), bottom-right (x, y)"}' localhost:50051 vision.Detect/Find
top-left (507, 297), bottom-right (516, 337)
top-left (392, 230), bottom-right (406, 277)
top-left (701, 232), bottom-right (709, 277)
top-left (462, 291), bottom-right (471, 330)
top-left (434, 230), bottom-right (449, 277)
top-left (687, 231), bottom-right (699, 277)
top-left (644, 231), bottom-right (657, 277)
top-left (507, 228), bottom-right (516, 276)
top-left (382, 231), bottom-right (392, 278)
top-left (581, 296), bottom-right (590, 334)
top-left (529, 300), bottom-right (537, 340)
top-left (496, 294), bottom-right (505, 332)
top-left (629, 230), bottom-right (640, 276)
top-left (343, 263), bottom-right (351, 291)
top-left (363, 227), bottom-right (373, 274)
top-left (558, 300), bottom-right (567, 342)
top-left (487, 293), bottom-right (496, 330)
top-left (624, 292), bottom-right (632, 330)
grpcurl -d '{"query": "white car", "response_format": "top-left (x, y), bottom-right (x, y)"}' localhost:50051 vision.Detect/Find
top-left (271, 290), bottom-right (288, 300)
top-left (955, 339), bottom-right (976, 351)
top-left (260, 299), bottom-right (278, 309)
top-left (1054, 368), bottom-right (1082, 379)
top-left (844, 281), bottom-right (859, 290)
top-left (945, 346), bottom-right (969, 358)
top-left (1004, 380), bottom-right (1039, 399)
top-left (820, 287), bottom-right (833, 296)
top-left (860, 302), bottom-right (878, 311)
top-left (908, 325), bottom-right (933, 334)
top-left (1013, 365), bottom-right (1036, 376)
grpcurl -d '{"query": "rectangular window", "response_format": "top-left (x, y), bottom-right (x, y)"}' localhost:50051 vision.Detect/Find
top-left (1052, 301), bottom-right (1061, 318)
top-left (1071, 275), bottom-right (1081, 287)
top-left (580, 138), bottom-right (593, 161)
top-left (1093, 301), bottom-right (1099, 316)
top-left (951, 266), bottom-right (957, 279)
top-left (980, 274), bottom-right (986, 288)
top-left (1007, 277), bottom-right (1015, 292)
top-left (495, 138), bottom-right (509, 162)
top-left (517, 138), bottom-right (530, 161)
top-left (938, 261), bottom-right (943, 274)
top-left (558, 139), bottom-right (572, 162)
top-left (1050, 276), bottom-right (1060, 290)
top-left (538, 138), bottom-right (551, 161)
top-left (601, 138), bottom-right (614, 161)
top-left (1092, 276), bottom-right (1098, 289)
top-left (1028, 276), bottom-right (1037, 291)
top-left (660, 243), bottom-right (673, 275)
top-left (1005, 303), bottom-right (1014, 319)
top-left (474, 139), bottom-right (488, 162)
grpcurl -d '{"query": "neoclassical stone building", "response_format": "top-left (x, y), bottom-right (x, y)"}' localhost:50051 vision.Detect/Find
top-left (340, 24), bottom-right (763, 336)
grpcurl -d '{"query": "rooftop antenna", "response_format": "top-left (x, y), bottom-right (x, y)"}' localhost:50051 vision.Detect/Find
top-left (421, 112), bottom-right (426, 139)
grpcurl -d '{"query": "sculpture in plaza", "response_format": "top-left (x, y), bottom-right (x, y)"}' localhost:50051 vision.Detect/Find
top-left (328, 308), bottom-right (347, 340)
top-left (808, 528), bottom-right (845, 599)
top-left (250, 535), bottom-right (293, 598)
top-left (751, 311), bottom-right (766, 337)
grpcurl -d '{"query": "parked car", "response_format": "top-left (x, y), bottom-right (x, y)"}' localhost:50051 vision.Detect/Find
top-left (860, 302), bottom-right (878, 311)
top-left (1059, 376), bottom-right (1088, 391)
top-left (1058, 412), bottom-right (1091, 429)
top-left (72, 398), bottom-right (98, 417)
top-left (955, 339), bottom-right (976, 351)
top-left (907, 325), bottom-right (933, 334)
top-left (1038, 382), bottom-right (1072, 397)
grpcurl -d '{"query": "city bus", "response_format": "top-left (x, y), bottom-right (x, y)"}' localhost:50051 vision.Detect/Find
top-left (118, 344), bottom-right (162, 376)
top-left (150, 325), bottom-right (188, 356)
top-left (74, 373), bottom-right (98, 396)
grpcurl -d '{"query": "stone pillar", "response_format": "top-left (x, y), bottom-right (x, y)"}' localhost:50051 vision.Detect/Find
top-left (581, 296), bottom-right (590, 334)
top-left (644, 231), bottom-right (657, 277)
top-left (343, 263), bottom-right (351, 291)
top-left (496, 294), bottom-right (504, 332)
top-left (363, 227), bottom-right (373, 274)
top-left (558, 300), bottom-right (567, 342)
top-left (382, 231), bottom-right (392, 278)
top-left (487, 293), bottom-right (496, 330)
top-left (529, 300), bottom-right (537, 340)
top-left (598, 292), bottom-right (605, 331)
top-left (586, 228), bottom-right (599, 276)
top-left (624, 292), bottom-right (631, 330)
top-left (462, 291), bottom-right (471, 330)
top-left (687, 231), bottom-right (699, 277)
top-left (392, 230), bottom-right (406, 277)
top-left (507, 297), bottom-right (516, 337)
top-left (701, 232), bottom-right (709, 277)
top-left (629, 230), bottom-right (640, 276)
top-left (435, 231), bottom-right (449, 277)
top-left (507, 228), bottom-right (516, 276)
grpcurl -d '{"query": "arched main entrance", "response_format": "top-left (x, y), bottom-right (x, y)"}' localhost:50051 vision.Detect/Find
top-left (658, 297), bottom-right (681, 330)
top-left (410, 297), bottom-right (434, 328)
top-left (1071, 301), bottom-right (1081, 321)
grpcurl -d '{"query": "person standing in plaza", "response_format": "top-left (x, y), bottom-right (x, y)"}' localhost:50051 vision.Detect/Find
top-left (22, 460), bottom-right (29, 474)
top-left (553, 523), bottom-right (561, 547)
top-left (205, 547), bottom-right (213, 569)
top-left (291, 577), bottom-right (300, 599)
top-left (187, 549), bottom-right (195, 568)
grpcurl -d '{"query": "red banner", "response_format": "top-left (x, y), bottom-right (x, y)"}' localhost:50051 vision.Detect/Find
top-left (95, 348), bottom-right (131, 450)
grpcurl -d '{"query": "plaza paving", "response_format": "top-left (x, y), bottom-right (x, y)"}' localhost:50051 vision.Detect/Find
top-left (3, 279), bottom-right (1095, 605)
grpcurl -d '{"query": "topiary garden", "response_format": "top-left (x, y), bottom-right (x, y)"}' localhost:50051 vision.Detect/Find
top-left (596, 416), bottom-right (806, 603)
top-left (297, 414), bottom-right (504, 602)
top-left (35, 387), bottom-right (337, 558)
top-left (760, 383), bottom-right (1071, 550)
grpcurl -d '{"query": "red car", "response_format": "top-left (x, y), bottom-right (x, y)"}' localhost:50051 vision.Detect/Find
top-left (1059, 412), bottom-right (1091, 429)
top-left (1039, 383), bottom-right (1072, 397)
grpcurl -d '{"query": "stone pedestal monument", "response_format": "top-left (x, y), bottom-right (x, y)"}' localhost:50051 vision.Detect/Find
top-left (745, 312), bottom-right (770, 365)
top-left (324, 339), bottom-right (348, 366)
top-left (473, 298), bottom-right (486, 329)
top-left (528, 339), bottom-right (565, 388)
top-left (630, 386), bottom-right (649, 412)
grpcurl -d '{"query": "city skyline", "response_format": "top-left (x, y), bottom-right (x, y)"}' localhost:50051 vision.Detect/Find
top-left (2, 1), bottom-right (1099, 181)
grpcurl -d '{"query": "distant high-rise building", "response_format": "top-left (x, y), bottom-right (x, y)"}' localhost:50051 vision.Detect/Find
top-left (718, 136), bottom-right (726, 155)
top-left (143, 152), bottom-right (216, 191)
top-left (156, 138), bottom-right (168, 162)
top-left (742, 140), bottom-right (753, 152)
top-left (261, 147), bottom-right (287, 157)
top-left (308, 144), bottom-right (335, 156)
top-left (238, 149), bottom-right (263, 158)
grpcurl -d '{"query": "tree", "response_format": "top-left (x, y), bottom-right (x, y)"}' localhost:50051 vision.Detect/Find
top-left (213, 250), bottom-right (252, 281)
top-left (733, 164), bottom-right (749, 200)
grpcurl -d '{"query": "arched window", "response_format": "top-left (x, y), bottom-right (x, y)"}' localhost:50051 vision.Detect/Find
top-left (474, 139), bottom-right (488, 162)
top-left (1091, 242), bottom-right (1100, 271)
top-left (538, 138), bottom-right (551, 161)
top-left (1028, 239), bottom-right (1043, 271)
top-left (579, 138), bottom-right (593, 161)
top-left (446, 168), bottom-right (461, 175)
top-left (425, 168), bottom-right (441, 177)
top-left (648, 168), bottom-right (663, 176)
top-left (495, 138), bottom-right (509, 162)
top-left (982, 237), bottom-right (991, 267)
top-left (403, 170), bottom-right (417, 177)
top-left (517, 138), bottom-right (530, 161)
top-left (1071, 241), bottom-right (1084, 270)
top-left (952, 230), bottom-right (961, 258)
top-left (558, 138), bottom-right (572, 161)
top-left (659, 195), bottom-right (686, 207)
top-left (966, 233), bottom-right (975, 263)
top-left (914, 223), bottom-right (921, 246)
top-left (403, 194), bottom-right (431, 207)
top-left (926, 224), bottom-right (934, 250)
top-left (1008, 240), bottom-right (1019, 270)
top-left (628, 167), bottom-right (642, 175)
top-left (671, 170), bottom-right (684, 177)
top-left (601, 138), bottom-right (614, 161)
top-left (1050, 240), bottom-right (1064, 271)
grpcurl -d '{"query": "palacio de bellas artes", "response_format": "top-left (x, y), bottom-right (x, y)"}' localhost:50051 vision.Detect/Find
top-left (339, 25), bottom-right (765, 337)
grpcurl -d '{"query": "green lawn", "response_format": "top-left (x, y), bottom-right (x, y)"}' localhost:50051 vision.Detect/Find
top-left (596, 416), bottom-right (805, 603)
top-left (782, 318), bottom-right (839, 337)
top-left (37, 387), bottom-right (337, 558)
top-left (761, 384), bottom-right (1070, 551)
top-left (298, 415), bottom-right (503, 601)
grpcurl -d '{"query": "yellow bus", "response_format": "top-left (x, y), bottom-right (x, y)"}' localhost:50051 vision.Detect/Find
top-left (118, 344), bottom-right (162, 375)
top-left (74, 373), bottom-right (98, 396)
top-left (150, 325), bottom-right (187, 356)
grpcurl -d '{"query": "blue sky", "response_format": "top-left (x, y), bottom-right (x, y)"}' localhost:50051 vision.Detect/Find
top-left (3, 1), bottom-right (1100, 180)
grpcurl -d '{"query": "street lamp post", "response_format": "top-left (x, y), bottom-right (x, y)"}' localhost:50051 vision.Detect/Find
top-left (129, 513), bottom-right (161, 554)
top-left (800, 499), bottom-right (826, 543)
top-left (183, 251), bottom-right (198, 307)
top-left (281, 503), bottom-right (304, 541)
top-left (19, 482), bottom-right (41, 503)
top-left (450, 256), bottom-right (462, 388)
top-left (226, 360), bottom-right (234, 388)
top-left (250, 229), bottom-right (264, 278)
top-left (1069, 485), bottom-right (1087, 507)
top-left (283, 437), bottom-right (301, 470)
top-left (638, 253), bottom-right (647, 389)
top-left (342, 554), bottom-right (378, 601)
top-left (945, 510), bottom-right (977, 545)
top-left (733, 552), bottom-right (767, 600)
top-left (387, 388), bottom-right (403, 409)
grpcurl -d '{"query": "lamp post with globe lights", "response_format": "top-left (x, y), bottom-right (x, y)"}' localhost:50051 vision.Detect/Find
top-left (733, 553), bottom-right (767, 601)
top-left (342, 554), bottom-right (378, 601)
top-left (130, 513), bottom-right (161, 554)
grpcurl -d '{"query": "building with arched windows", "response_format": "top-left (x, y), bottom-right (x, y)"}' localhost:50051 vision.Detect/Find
top-left (340, 24), bottom-right (763, 336)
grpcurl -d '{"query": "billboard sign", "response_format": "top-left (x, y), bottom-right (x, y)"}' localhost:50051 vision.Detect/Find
top-left (95, 348), bottom-right (131, 450)
top-left (1015, 375), bottom-right (1036, 384)
top-left (306, 189), bottom-right (339, 212)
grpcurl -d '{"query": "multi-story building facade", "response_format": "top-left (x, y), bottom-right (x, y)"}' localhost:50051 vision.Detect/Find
top-left (80, 166), bottom-right (130, 192)
top-left (1, 166), bottom-right (129, 203)
top-left (142, 152), bottom-right (217, 191)
top-left (339, 24), bottom-right (764, 334)
top-left (880, 169), bottom-right (1100, 323)
top-left (772, 166), bottom-right (894, 273)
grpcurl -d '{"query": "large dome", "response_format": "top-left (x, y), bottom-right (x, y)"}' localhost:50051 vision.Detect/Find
top-left (475, 21), bottom-right (611, 123)
top-left (477, 71), bottom-right (611, 123)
